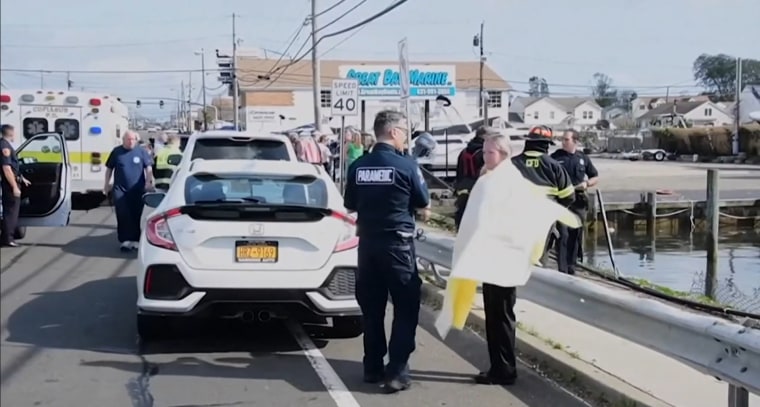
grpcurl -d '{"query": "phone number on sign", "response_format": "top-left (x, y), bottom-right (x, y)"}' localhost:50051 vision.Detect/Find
top-left (411, 88), bottom-right (454, 96)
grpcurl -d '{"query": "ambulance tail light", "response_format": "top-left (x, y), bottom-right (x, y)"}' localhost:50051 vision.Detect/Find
top-left (146, 208), bottom-right (182, 251)
top-left (89, 98), bottom-right (102, 106)
top-left (331, 210), bottom-right (358, 253)
top-left (0, 94), bottom-right (10, 104)
top-left (91, 152), bottom-right (102, 164)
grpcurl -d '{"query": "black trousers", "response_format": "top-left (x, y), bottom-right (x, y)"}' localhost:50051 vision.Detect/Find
top-left (482, 283), bottom-right (518, 380)
top-left (453, 194), bottom-right (469, 230)
top-left (556, 206), bottom-right (586, 274)
top-left (0, 184), bottom-right (21, 245)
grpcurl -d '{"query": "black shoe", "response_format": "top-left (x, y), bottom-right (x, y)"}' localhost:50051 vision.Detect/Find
top-left (473, 371), bottom-right (516, 385)
top-left (363, 373), bottom-right (384, 384)
top-left (381, 377), bottom-right (411, 394)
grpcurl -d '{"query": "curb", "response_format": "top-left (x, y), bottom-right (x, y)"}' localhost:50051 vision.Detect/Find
top-left (419, 281), bottom-right (674, 407)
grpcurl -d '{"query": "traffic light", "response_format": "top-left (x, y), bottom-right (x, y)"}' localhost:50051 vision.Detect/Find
top-left (159, 100), bottom-right (164, 109)
top-left (216, 49), bottom-right (233, 85)
top-left (136, 100), bottom-right (141, 108)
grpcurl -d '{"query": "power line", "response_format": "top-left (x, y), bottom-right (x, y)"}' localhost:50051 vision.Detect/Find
top-left (2, 36), bottom-right (228, 49)
top-left (319, 24), bottom-right (366, 57)
top-left (0, 15), bottom-right (228, 28)
top-left (317, 0), bottom-right (367, 33)
top-left (315, 0), bottom-right (347, 17)
top-left (1, 68), bottom-right (221, 74)
top-left (262, 0), bottom-right (408, 88)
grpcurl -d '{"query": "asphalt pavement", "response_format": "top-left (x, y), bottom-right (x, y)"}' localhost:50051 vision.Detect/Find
top-left (1, 208), bottom-right (589, 407)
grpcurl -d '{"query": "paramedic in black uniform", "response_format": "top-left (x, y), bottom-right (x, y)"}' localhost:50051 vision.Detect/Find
top-left (551, 129), bottom-right (599, 274)
top-left (511, 125), bottom-right (575, 270)
top-left (1, 124), bottom-right (30, 247)
top-left (344, 110), bottom-right (431, 394)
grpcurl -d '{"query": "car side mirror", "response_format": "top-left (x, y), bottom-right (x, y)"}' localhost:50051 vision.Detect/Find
top-left (167, 154), bottom-right (182, 166)
top-left (143, 192), bottom-right (165, 208)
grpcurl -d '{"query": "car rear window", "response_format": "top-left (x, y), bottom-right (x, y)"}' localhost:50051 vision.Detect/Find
top-left (185, 173), bottom-right (328, 207)
top-left (190, 138), bottom-right (290, 161)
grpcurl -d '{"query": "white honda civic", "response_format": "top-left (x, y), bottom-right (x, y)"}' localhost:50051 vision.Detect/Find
top-left (136, 158), bottom-right (361, 341)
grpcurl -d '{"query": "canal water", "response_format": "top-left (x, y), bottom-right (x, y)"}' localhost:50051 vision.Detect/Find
top-left (585, 229), bottom-right (760, 314)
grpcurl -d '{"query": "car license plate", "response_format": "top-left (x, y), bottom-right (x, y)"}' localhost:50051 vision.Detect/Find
top-left (235, 240), bottom-right (278, 263)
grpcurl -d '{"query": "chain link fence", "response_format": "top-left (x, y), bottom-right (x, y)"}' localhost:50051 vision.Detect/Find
top-left (688, 271), bottom-right (760, 315)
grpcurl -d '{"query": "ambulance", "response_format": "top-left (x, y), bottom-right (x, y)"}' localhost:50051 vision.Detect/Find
top-left (0, 89), bottom-right (129, 208)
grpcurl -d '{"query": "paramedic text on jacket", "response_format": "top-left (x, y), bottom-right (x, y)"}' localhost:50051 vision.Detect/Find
top-left (343, 110), bottom-right (430, 394)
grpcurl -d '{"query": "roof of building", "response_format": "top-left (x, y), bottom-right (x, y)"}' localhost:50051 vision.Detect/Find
top-left (518, 96), bottom-right (600, 111)
top-left (635, 95), bottom-right (711, 108)
top-left (637, 101), bottom-right (706, 120)
top-left (235, 58), bottom-right (510, 90)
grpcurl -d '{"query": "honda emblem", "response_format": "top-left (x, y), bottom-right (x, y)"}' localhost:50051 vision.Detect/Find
top-left (249, 223), bottom-right (264, 235)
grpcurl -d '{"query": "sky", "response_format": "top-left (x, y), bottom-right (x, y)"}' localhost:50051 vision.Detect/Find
top-left (1, 0), bottom-right (758, 119)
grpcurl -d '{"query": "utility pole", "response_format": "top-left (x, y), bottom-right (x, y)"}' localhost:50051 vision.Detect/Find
top-left (232, 13), bottom-right (239, 130)
top-left (67, 72), bottom-right (72, 90)
top-left (188, 72), bottom-right (193, 132)
top-left (474, 21), bottom-right (486, 121)
top-left (733, 57), bottom-right (742, 155)
top-left (310, 0), bottom-right (322, 129)
top-left (180, 80), bottom-right (185, 133)
top-left (199, 49), bottom-right (208, 130)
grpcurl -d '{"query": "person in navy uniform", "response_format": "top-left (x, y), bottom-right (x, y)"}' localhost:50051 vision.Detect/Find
top-left (104, 130), bottom-right (154, 252)
top-left (0, 124), bottom-right (30, 247)
top-left (551, 130), bottom-right (599, 274)
top-left (344, 110), bottom-right (431, 394)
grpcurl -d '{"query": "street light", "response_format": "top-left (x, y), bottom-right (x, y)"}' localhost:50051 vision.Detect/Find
top-left (194, 49), bottom-right (208, 131)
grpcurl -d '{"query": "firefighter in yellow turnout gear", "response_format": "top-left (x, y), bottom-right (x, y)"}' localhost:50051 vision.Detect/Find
top-left (153, 134), bottom-right (182, 191)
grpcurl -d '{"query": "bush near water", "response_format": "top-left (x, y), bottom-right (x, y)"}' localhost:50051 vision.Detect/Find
top-left (653, 124), bottom-right (760, 157)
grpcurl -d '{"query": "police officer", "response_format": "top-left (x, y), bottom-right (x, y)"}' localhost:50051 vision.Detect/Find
top-left (344, 110), bottom-right (431, 393)
top-left (104, 130), bottom-right (154, 252)
top-left (153, 134), bottom-right (182, 190)
top-left (551, 130), bottom-right (599, 274)
top-left (452, 126), bottom-right (491, 229)
top-left (511, 125), bottom-right (575, 269)
top-left (0, 124), bottom-right (30, 247)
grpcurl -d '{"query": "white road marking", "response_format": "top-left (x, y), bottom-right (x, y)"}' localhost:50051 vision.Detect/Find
top-left (287, 320), bottom-right (361, 407)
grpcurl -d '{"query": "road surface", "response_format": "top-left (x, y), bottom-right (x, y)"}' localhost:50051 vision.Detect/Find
top-left (1, 208), bottom-right (589, 407)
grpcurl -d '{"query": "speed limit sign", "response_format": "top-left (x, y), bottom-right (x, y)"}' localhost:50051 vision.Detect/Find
top-left (331, 79), bottom-right (359, 116)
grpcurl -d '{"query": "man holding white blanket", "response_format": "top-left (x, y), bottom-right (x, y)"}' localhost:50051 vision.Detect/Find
top-left (434, 133), bottom-right (583, 385)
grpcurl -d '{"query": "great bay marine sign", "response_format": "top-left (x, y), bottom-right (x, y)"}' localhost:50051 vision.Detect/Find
top-left (339, 65), bottom-right (456, 98)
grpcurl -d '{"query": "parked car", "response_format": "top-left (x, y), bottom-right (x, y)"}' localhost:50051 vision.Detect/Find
top-left (136, 159), bottom-right (361, 341)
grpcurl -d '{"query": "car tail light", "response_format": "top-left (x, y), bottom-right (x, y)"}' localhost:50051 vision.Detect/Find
top-left (0, 94), bottom-right (10, 104)
top-left (145, 208), bottom-right (182, 251)
top-left (331, 210), bottom-right (359, 252)
top-left (89, 98), bottom-right (101, 106)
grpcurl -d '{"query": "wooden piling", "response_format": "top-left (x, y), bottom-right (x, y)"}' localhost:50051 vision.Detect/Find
top-left (705, 169), bottom-right (719, 299)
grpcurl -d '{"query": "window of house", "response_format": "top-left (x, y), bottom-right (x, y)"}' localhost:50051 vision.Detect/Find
top-left (486, 90), bottom-right (502, 108)
top-left (549, 111), bottom-right (555, 120)
top-left (639, 104), bottom-right (646, 110)
top-left (582, 111), bottom-right (588, 119)
top-left (704, 108), bottom-right (713, 116)
top-left (588, 111), bottom-right (594, 119)
top-left (533, 111), bottom-right (539, 120)
top-left (320, 90), bottom-right (331, 108)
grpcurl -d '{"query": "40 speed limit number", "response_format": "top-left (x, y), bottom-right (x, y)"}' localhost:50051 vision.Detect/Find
top-left (330, 79), bottom-right (359, 117)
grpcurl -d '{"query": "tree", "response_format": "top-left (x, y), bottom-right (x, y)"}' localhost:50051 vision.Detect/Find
top-left (528, 76), bottom-right (550, 97)
top-left (692, 54), bottom-right (760, 101)
top-left (616, 90), bottom-right (638, 111)
top-left (591, 72), bottom-right (617, 108)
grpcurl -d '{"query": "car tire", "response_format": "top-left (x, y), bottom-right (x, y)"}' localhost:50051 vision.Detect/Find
top-left (654, 152), bottom-right (665, 161)
top-left (13, 226), bottom-right (26, 240)
top-left (137, 314), bottom-right (172, 342)
top-left (331, 316), bottom-right (363, 338)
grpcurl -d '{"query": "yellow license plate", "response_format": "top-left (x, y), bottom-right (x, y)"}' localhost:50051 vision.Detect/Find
top-left (235, 241), bottom-right (278, 263)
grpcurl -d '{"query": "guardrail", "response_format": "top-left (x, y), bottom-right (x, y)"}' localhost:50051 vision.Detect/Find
top-left (414, 230), bottom-right (760, 407)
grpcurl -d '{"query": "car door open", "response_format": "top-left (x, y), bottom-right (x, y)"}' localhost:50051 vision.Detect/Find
top-left (16, 132), bottom-right (72, 227)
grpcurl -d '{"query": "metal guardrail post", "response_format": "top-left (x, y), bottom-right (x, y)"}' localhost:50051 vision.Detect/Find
top-left (595, 189), bottom-right (620, 278)
top-left (728, 384), bottom-right (749, 407)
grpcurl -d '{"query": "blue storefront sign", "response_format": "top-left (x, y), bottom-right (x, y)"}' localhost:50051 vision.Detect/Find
top-left (341, 65), bottom-right (456, 98)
